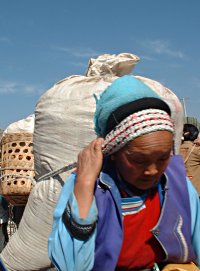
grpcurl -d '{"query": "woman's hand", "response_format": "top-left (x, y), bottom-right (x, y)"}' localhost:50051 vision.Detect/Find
top-left (74, 138), bottom-right (104, 219)
top-left (77, 138), bottom-right (104, 184)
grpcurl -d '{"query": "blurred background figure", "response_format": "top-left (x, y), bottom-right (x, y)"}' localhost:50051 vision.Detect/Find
top-left (12, 206), bottom-right (25, 228)
top-left (0, 130), bottom-right (9, 252)
top-left (180, 123), bottom-right (200, 197)
top-left (0, 195), bottom-right (9, 252)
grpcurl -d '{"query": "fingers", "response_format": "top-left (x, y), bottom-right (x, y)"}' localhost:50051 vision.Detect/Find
top-left (77, 138), bottom-right (104, 163)
top-left (78, 138), bottom-right (104, 159)
top-left (76, 138), bottom-right (104, 180)
top-left (92, 137), bottom-right (104, 153)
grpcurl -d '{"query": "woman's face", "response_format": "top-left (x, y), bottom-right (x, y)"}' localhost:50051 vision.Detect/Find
top-left (112, 131), bottom-right (173, 191)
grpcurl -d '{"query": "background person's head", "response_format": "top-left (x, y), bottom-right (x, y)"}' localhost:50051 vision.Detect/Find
top-left (183, 124), bottom-right (199, 142)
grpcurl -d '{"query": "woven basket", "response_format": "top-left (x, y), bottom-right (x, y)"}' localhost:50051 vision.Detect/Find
top-left (0, 133), bottom-right (34, 206)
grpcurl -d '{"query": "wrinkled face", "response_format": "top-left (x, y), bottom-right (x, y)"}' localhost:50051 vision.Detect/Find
top-left (112, 131), bottom-right (173, 191)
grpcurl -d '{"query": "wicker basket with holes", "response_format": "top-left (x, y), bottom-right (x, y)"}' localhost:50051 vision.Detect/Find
top-left (0, 133), bottom-right (35, 206)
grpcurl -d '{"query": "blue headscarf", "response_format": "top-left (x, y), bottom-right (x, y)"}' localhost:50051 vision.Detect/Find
top-left (94, 75), bottom-right (160, 137)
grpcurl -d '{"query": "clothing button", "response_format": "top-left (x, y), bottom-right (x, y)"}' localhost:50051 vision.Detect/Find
top-left (152, 229), bottom-right (160, 235)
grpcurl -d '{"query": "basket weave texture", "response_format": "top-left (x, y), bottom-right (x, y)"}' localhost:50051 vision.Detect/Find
top-left (0, 133), bottom-right (34, 206)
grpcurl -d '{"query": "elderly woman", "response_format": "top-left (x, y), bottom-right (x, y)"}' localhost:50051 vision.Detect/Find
top-left (48, 76), bottom-right (200, 271)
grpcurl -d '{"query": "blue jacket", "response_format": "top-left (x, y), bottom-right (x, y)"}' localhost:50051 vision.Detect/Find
top-left (48, 155), bottom-right (200, 270)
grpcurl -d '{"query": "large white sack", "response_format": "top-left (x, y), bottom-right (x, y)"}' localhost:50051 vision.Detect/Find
top-left (1, 53), bottom-right (184, 271)
top-left (34, 52), bottom-right (140, 181)
top-left (3, 114), bottom-right (35, 135)
top-left (0, 177), bottom-right (59, 271)
top-left (33, 75), bottom-right (116, 181)
top-left (1, 53), bottom-right (139, 270)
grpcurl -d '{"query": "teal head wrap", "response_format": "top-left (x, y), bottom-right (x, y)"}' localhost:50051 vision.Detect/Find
top-left (94, 75), bottom-right (160, 137)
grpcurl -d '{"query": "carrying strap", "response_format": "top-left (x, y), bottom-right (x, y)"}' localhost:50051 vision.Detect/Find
top-left (36, 162), bottom-right (77, 182)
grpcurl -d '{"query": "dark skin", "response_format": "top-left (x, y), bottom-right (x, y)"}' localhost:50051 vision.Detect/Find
top-left (113, 131), bottom-right (173, 193)
top-left (74, 131), bottom-right (173, 218)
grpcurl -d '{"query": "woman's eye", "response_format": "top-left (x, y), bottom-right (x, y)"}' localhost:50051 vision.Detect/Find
top-left (131, 160), bottom-right (143, 164)
top-left (128, 157), bottom-right (145, 164)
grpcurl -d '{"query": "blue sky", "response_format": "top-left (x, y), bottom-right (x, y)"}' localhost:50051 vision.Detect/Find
top-left (0, 0), bottom-right (200, 129)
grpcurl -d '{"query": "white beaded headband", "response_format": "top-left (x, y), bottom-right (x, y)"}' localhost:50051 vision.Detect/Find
top-left (102, 108), bottom-right (174, 156)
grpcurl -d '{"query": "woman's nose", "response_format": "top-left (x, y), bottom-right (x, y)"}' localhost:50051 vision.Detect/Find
top-left (144, 163), bottom-right (158, 176)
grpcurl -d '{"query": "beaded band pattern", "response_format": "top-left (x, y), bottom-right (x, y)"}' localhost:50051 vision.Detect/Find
top-left (102, 109), bottom-right (174, 156)
top-left (62, 202), bottom-right (96, 241)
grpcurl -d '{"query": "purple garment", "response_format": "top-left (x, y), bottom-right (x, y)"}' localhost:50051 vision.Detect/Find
top-left (93, 155), bottom-right (196, 270)
top-left (153, 155), bottom-right (196, 263)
